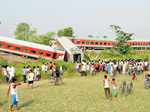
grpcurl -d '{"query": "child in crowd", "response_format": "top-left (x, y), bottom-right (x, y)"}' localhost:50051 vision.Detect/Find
top-left (7, 78), bottom-right (21, 112)
top-left (27, 70), bottom-right (35, 88)
top-left (111, 78), bottom-right (117, 97)
top-left (132, 73), bottom-right (137, 81)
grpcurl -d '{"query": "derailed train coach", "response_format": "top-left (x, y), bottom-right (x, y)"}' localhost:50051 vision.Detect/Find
top-left (0, 36), bottom-right (65, 60)
top-left (70, 37), bottom-right (150, 50)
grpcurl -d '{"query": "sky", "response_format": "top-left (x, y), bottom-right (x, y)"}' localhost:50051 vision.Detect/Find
top-left (0, 0), bottom-right (150, 40)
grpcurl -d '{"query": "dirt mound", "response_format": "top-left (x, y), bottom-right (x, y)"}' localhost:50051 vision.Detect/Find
top-left (0, 51), bottom-right (35, 63)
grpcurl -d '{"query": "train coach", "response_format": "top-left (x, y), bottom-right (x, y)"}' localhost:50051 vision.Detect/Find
top-left (0, 36), bottom-right (65, 60)
top-left (69, 37), bottom-right (150, 50)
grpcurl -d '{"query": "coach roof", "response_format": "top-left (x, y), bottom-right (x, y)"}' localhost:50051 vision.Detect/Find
top-left (0, 36), bottom-right (64, 53)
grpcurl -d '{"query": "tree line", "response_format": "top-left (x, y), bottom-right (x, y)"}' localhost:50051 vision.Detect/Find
top-left (14, 22), bottom-right (134, 55)
top-left (14, 22), bottom-right (74, 45)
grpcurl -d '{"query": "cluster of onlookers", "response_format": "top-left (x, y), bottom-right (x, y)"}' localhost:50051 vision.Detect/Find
top-left (76, 60), bottom-right (149, 77)
top-left (21, 65), bottom-right (40, 87)
top-left (2, 61), bottom-right (63, 86)
top-left (2, 65), bottom-right (15, 83)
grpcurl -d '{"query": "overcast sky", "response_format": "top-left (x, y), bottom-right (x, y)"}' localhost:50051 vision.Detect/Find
top-left (0, 0), bottom-right (150, 40)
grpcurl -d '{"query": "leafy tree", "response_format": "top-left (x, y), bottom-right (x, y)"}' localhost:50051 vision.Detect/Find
top-left (64, 27), bottom-right (73, 37)
top-left (38, 34), bottom-right (50, 45)
top-left (57, 29), bottom-right (64, 37)
top-left (57, 27), bottom-right (74, 37)
top-left (110, 25), bottom-right (134, 55)
top-left (46, 32), bottom-right (56, 40)
top-left (103, 35), bottom-right (108, 39)
top-left (88, 35), bottom-right (93, 38)
top-left (15, 22), bottom-right (30, 41)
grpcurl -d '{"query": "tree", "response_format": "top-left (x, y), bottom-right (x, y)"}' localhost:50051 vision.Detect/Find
top-left (64, 27), bottom-right (73, 37)
top-left (110, 25), bottom-right (134, 55)
top-left (38, 34), bottom-right (50, 45)
top-left (27, 29), bottom-right (38, 43)
top-left (15, 22), bottom-right (30, 41)
top-left (57, 27), bottom-right (74, 37)
top-left (57, 29), bottom-right (64, 37)
top-left (103, 35), bottom-right (108, 39)
top-left (88, 35), bottom-right (93, 38)
top-left (46, 32), bottom-right (56, 40)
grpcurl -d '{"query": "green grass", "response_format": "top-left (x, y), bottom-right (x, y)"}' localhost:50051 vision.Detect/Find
top-left (0, 72), bottom-right (150, 112)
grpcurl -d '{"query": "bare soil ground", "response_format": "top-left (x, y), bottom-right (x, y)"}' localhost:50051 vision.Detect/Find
top-left (0, 51), bottom-right (36, 63)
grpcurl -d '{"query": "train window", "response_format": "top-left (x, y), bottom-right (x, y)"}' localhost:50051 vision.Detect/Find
top-left (23, 49), bottom-right (28, 52)
top-left (0, 44), bottom-right (4, 47)
top-left (91, 42), bottom-right (94, 45)
top-left (95, 42), bottom-right (98, 45)
top-left (31, 50), bottom-right (36, 54)
top-left (38, 51), bottom-right (43, 55)
top-left (7, 45), bottom-right (12, 49)
top-left (77, 41), bottom-right (80, 44)
top-left (46, 53), bottom-right (51, 57)
top-left (108, 43), bottom-right (110, 45)
top-left (15, 47), bottom-right (20, 50)
top-left (149, 43), bottom-right (150, 45)
top-left (86, 42), bottom-right (89, 45)
top-left (82, 41), bottom-right (85, 44)
top-left (104, 42), bottom-right (106, 45)
top-left (71, 40), bottom-right (74, 43)
top-left (100, 42), bottom-right (103, 45)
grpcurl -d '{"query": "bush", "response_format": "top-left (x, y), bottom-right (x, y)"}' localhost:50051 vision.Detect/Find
top-left (0, 57), bottom-right (8, 66)
top-left (83, 49), bottom-right (150, 61)
top-left (7, 59), bottom-right (76, 82)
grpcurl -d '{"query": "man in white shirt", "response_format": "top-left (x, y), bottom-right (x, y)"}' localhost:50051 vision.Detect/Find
top-left (81, 61), bottom-right (87, 76)
top-left (42, 63), bottom-right (46, 72)
top-left (8, 65), bottom-right (15, 81)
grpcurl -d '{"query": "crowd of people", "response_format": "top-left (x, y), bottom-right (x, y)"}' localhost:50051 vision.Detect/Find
top-left (75, 59), bottom-right (150, 99)
top-left (1, 59), bottom-right (150, 111)
top-left (2, 62), bottom-right (63, 112)
top-left (76, 60), bottom-right (149, 77)
top-left (2, 62), bottom-right (63, 85)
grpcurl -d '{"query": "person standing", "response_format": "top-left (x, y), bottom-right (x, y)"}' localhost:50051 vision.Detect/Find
top-left (22, 66), bottom-right (27, 83)
top-left (110, 64), bottom-right (114, 77)
top-left (27, 70), bottom-right (34, 88)
top-left (107, 62), bottom-right (111, 75)
top-left (111, 78), bottom-right (117, 97)
top-left (3, 66), bottom-right (9, 82)
top-left (76, 62), bottom-right (80, 72)
top-left (42, 63), bottom-right (46, 72)
top-left (9, 65), bottom-right (15, 82)
top-left (36, 66), bottom-right (41, 80)
top-left (122, 62), bottom-right (126, 75)
top-left (81, 61), bottom-right (87, 76)
top-left (103, 75), bottom-right (111, 99)
top-left (7, 78), bottom-right (21, 112)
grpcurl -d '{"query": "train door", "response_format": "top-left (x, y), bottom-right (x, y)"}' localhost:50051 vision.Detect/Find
top-left (64, 51), bottom-right (68, 62)
top-left (53, 52), bottom-right (57, 59)
top-left (73, 54), bottom-right (81, 63)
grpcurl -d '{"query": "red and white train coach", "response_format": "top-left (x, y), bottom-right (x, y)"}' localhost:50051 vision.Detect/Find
top-left (69, 37), bottom-right (150, 50)
top-left (0, 36), bottom-right (65, 59)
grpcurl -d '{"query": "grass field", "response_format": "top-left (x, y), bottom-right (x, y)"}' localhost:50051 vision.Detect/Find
top-left (0, 72), bottom-right (150, 112)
